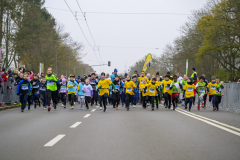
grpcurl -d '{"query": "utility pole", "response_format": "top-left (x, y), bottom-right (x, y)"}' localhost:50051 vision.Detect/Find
top-left (5, 11), bottom-right (9, 68)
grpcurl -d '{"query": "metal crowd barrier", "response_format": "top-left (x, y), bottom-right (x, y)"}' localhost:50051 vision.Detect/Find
top-left (0, 80), bottom-right (19, 106)
top-left (220, 83), bottom-right (240, 114)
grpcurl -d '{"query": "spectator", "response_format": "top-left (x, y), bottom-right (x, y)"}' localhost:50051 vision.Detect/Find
top-left (237, 79), bottom-right (240, 83)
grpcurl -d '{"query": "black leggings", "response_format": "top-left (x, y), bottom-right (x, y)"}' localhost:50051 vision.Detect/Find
top-left (126, 93), bottom-right (133, 108)
top-left (85, 96), bottom-right (91, 108)
top-left (142, 96), bottom-right (147, 108)
top-left (100, 95), bottom-right (107, 109)
top-left (164, 92), bottom-right (171, 108)
top-left (172, 94), bottom-right (179, 108)
top-left (47, 90), bottom-right (58, 106)
top-left (91, 90), bottom-right (98, 105)
top-left (150, 96), bottom-right (158, 109)
top-left (112, 92), bottom-right (120, 107)
top-left (60, 93), bottom-right (67, 105)
top-left (68, 93), bottom-right (75, 106)
top-left (215, 95), bottom-right (222, 110)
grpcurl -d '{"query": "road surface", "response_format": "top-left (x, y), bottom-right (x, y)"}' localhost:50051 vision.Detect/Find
top-left (0, 104), bottom-right (240, 160)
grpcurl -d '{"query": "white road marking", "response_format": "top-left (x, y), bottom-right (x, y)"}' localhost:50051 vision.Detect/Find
top-left (91, 109), bottom-right (96, 112)
top-left (84, 114), bottom-right (91, 118)
top-left (70, 122), bottom-right (82, 128)
top-left (176, 109), bottom-right (240, 137)
top-left (178, 108), bottom-right (240, 132)
top-left (44, 135), bottom-right (65, 147)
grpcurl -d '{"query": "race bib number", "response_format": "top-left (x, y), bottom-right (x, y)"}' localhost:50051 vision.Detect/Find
top-left (115, 86), bottom-right (119, 90)
top-left (141, 80), bottom-right (143, 84)
top-left (211, 85), bottom-right (216, 89)
top-left (61, 86), bottom-right (66, 88)
top-left (188, 87), bottom-right (193, 91)
top-left (174, 89), bottom-right (178, 92)
top-left (48, 81), bottom-right (54, 85)
top-left (218, 88), bottom-right (221, 92)
top-left (155, 93), bottom-right (158, 96)
top-left (150, 88), bottom-right (155, 93)
top-left (199, 88), bottom-right (205, 93)
top-left (21, 85), bottom-right (28, 90)
top-left (39, 88), bottom-right (46, 91)
top-left (127, 87), bottom-right (132, 92)
top-left (165, 86), bottom-right (170, 90)
top-left (33, 85), bottom-right (39, 88)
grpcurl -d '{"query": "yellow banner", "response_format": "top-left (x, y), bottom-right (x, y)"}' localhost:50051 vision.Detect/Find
top-left (142, 53), bottom-right (152, 72)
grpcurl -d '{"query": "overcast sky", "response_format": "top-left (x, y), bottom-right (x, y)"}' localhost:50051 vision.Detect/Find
top-left (44, 0), bottom-right (207, 75)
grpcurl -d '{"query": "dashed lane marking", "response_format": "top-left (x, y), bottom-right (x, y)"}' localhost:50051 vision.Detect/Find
top-left (70, 122), bottom-right (82, 128)
top-left (44, 135), bottom-right (66, 147)
top-left (83, 114), bottom-right (91, 118)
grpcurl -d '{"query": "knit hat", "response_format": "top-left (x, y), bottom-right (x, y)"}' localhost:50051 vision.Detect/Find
top-left (156, 72), bottom-right (159, 75)
top-left (78, 76), bottom-right (80, 79)
top-left (192, 68), bottom-right (196, 71)
top-left (211, 77), bottom-right (216, 80)
top-left (188, 77), bottom-right (193, 82)
top-left (134, 70), bottom-right (138, 73)
top-left (125, 73), bottom-right (128, 76)
top-left (114, 68), bottom-right (118, 72)
top-left (146, 73), bottom-right (150, 77)
top-left (62, 78), bottom-right (66, 82)
top-left (152, 78), bottom-right (156, 81)
top-left (81, 78), bottom-right (85, 82)
top-left (165, 74), bottom-right (170, 78)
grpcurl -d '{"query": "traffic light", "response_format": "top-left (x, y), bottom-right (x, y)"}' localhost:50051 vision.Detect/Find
top-left (108, 61), bottom-right (111, 66)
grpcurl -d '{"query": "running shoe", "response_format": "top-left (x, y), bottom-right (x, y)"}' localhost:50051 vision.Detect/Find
top-left (48, 106), bottom-right (51, 112)
top-left (116, 106), bottom-right (118, 110)
top-left (198, 106), bottom-right (200, 110)
top-left (100, 107), bottom-right (102, 110)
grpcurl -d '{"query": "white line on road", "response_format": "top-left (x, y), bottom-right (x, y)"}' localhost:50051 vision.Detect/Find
top-left (70, 122), bottom-right (82, 128)
top-left (44, 135), bottom-right (65, 147)
top-left (176, 109), bottom-right (240, 137)
top-left (178, 108), bottom-right (240, 132)
top-left (91, 109), bottom-right (96, 112)
top-left (84, 114), bottom-right (91, 118)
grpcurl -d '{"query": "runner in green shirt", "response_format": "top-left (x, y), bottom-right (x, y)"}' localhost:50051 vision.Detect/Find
top-left (195, 76), bottom-right (207, 110)
top-left (45, 67), bottom-right (59, 112)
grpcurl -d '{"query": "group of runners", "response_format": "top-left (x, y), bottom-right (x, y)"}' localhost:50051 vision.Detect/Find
top-left (16, 67), bottom-right (225, 112)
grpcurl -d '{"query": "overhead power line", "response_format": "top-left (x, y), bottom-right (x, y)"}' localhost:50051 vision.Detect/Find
top-left (85, 12), bottom-right (191, 15)
top-left (63, 0), bottom-right (99, 63)
top-left (75, 0), bottom-right (102, 62)
top-left (20, 2), bottom-right (192, 16)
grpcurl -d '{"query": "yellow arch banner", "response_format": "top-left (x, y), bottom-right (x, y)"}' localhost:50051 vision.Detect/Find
top-left (142, 53), bottom-right (152, 72)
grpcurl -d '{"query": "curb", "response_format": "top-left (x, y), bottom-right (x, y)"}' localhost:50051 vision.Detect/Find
top-left (0, 105), bottom-right (20, 111)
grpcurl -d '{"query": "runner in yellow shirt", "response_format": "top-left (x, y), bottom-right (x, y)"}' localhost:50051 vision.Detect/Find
top-left (161, 75), bottom-right (173, 109)
top-left (139, 78), bottom-right (148, 109)
top-left (146, 78), bottom-right (159, 111)
top-left (124, 76), bottom-right (136, 111)
top-left (183, 77), bottom-right (196, 111)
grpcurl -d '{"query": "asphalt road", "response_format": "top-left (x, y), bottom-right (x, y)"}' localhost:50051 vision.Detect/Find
top-left (0, 103), bottom-right (240, 160)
